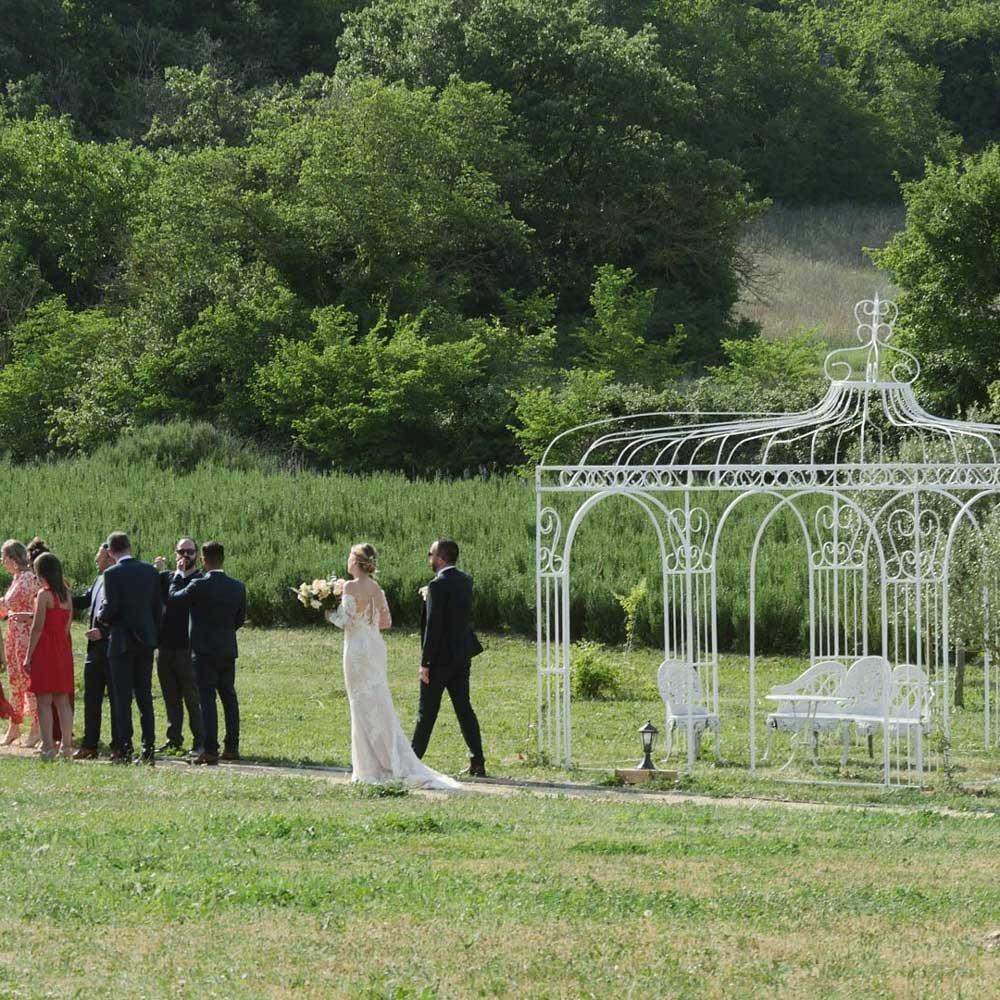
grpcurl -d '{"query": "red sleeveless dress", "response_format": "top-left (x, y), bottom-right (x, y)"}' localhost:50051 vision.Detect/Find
top-left (28, 588), bottom-right (74, 695)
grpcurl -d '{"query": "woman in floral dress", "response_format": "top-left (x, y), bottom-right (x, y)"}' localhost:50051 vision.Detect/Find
top-left (0, 540), bottom-right (41, 746)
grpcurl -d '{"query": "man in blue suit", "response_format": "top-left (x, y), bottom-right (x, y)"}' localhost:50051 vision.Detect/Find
top-left (169, 541), bottom-right (247, 766)
top-left (97, 532), bottom-right (163, 764)
top-left (411, 538), bottom-right (486, 776)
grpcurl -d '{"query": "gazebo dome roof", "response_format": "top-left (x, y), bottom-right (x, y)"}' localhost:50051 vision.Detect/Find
top-left (540, 297), bottom-right (1000, 487)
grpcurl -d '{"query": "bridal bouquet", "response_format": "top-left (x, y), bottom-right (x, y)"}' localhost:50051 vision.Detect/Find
top-left (293, 575), bottom-right (344, 613)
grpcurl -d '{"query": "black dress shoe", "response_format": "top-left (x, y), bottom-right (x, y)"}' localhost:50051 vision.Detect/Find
top-left (136, 749), bottom-right (156, 766)
top-left (190, 752), bottom-right (219, 766)
top-left (73, 746), bottom-right (99, 760)
top-left (157, 741), bottom-right (182, 754)
top-left (462, 760), bottom-right (487, 778)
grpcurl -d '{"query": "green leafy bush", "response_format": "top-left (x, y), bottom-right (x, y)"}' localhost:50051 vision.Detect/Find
top-left (876, 145), bottom-right (1000, 413)
top-left (0, 298), bottom-right (117, 460)
top-left (571, 641), bottom-right (618, 700)
top-left (96, 420), bottom-right (274, 475)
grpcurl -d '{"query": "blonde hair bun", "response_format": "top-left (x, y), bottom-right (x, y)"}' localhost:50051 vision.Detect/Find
top-left (350, 542), bottom-right (378, 575)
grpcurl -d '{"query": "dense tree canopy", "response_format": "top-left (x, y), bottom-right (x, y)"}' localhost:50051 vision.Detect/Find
top-left (0, 0), bottom-right (998, 469)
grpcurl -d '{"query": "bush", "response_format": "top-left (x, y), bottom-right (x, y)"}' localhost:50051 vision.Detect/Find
top-left (96, 421), bottom-right (275, 475)
top-left (571, 641), bottom-right (618, 700)
top-left (0, 298), bottom-right (116, 460)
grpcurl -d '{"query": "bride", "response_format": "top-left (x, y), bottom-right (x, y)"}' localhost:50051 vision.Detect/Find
top-left (326, 543), bottom-right (460, 790)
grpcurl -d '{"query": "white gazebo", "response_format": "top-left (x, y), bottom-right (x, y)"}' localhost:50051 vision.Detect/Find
top-left (535, 297), bottom-right (1000, 784)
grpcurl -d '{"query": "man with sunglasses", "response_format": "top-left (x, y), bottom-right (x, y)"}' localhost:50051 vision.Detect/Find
top-left (411, 537), bottom-right (486, 777)
top-left (152, 537), bottom-right (204, 756)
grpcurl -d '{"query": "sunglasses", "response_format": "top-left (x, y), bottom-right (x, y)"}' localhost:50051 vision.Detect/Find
top-left (176, 548), bottom-right (196, 556)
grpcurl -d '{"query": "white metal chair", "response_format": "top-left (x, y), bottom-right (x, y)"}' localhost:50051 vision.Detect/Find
top-left (764, 659), bottom-right (847, 762)
top-left (656, 659), bottom-right (721, 761)
top-left (886, 664), bottom-right (934, 779)
top-left (836, 655), bottom-right (891, 764)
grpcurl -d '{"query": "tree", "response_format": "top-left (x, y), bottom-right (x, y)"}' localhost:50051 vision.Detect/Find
top-left (0, 298), bottom-right (117, 460)
top-left (0, 0), bottom-right (364, 140)
top-left (576, 265), bottom-right (681, 384)
top-left (783, 0), bottom-right (1000, 163)
top-left (338, 0), bottom-right (764, 363)
top-left (651, 0), bottom-right (914, 202)
top-left (144, 65), bottom-right (250, 152)
top-left (875, 146), bottom-right (1000, 413)
top-left (0, 113), bottom-right (151, 309)
top-left (249, 77), bottom-right (535, 325)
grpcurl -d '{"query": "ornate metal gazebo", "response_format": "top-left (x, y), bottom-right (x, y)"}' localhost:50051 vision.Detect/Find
top-left (535, 297), bottom-right (1000, 783)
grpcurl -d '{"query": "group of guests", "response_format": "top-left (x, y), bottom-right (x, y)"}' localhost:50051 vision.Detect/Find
top-left (0, 532), bottom-right (247, 765)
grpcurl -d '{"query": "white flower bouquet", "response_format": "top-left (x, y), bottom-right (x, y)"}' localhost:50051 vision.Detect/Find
top-left (292, 575), bottom-right (344, 614)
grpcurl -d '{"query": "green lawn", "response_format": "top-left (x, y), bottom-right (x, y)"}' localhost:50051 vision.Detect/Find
top-left (1, 625), bottom-right (998, 998)
top-left (1, 761), bottom-right (998, 998)
top-left (52, 624), bottom-right (1000, 806)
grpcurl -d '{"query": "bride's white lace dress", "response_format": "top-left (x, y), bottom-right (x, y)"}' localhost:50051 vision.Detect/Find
top-left (327, 590), bottom-right (460, 790)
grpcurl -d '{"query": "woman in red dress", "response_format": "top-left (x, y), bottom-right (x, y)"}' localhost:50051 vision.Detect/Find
top-left (0, 540), bottom-right (41, 746)
top-left (23, 553), bottom-right (74, 760)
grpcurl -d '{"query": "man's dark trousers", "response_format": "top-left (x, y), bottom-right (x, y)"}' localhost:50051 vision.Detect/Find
top-left (194, 654), bottom-right (239, 756)
top-left (158, 647), bottom-right (203, 749)
top-left (110, 640), bottom-right (156, 755)
top-left (81, 638), bottom-right (118, 751)
top-left (412, 665), bottom-right (483, 762)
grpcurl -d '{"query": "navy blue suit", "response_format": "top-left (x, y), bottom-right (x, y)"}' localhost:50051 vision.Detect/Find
top-left (170, 570), bottom-right (247, 756)
top-left (412, 567), bottom-right (484, 764)
top-left (98, 556), bottom-right (163, 756)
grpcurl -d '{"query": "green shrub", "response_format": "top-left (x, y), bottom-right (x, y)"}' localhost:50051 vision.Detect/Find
top-left (571, 641), bottom-right (618, 700)
top-left (96, 420), bottom-right (274, 474)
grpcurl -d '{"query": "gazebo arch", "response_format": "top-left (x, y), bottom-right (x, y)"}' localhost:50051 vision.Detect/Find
top-left (540, 489), bottom-right (676, 766)
top-left (536, 297), bottom-right (1000, 783)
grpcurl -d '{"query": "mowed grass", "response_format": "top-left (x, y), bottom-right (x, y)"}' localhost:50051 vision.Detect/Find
top-left (0, 627), bottom-right (996, 998)
top-left (1, 759), bottom-right (999, 999)
top-left (738, 202), bottom-right (905, 344)
top-left (60, 623), bottom-right (1000, 806)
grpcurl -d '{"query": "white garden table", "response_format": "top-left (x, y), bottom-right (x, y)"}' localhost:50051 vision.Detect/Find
top-left (763, 693), bottom-right (846, 771)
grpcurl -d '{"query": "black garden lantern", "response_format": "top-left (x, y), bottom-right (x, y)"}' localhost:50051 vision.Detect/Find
top-left (637, 721), bottom-right (658, 770)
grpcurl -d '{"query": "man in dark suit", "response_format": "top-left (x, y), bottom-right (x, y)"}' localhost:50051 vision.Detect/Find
top-left (411, 538), bottom-right (486, 776)
top-left (72, 541), bottom-right (119, 759)
top-left (169, 541), bottom-right (246, 766)
top-left (152, 537), bottom-right (203, 755)
top-left (97, 531), bottom-right (163, 764)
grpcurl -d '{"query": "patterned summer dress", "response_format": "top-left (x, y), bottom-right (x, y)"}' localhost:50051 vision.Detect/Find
top-left (1, 570), bottom-right (41, 724)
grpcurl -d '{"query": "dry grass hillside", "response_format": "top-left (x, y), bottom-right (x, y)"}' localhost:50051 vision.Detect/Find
top-left (738, 202), bottom-right (905, 344)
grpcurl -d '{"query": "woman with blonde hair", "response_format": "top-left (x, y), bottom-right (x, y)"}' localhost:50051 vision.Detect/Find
top-left (326, 543), bottom-right (459, 789)
top-left (0, 540), bottom-right (41, 746)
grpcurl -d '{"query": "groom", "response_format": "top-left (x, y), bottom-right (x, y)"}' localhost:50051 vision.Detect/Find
top-left (411, 538), bottom-right (486, 776)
